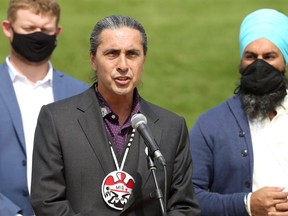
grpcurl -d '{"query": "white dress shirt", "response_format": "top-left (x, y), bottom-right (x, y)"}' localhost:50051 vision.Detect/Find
top-left (250, 93), bottom-right (288, 191)
top-left (245, 92), bottom-right (288, 215)
top-left (6, 57), bottom-right (54, 195)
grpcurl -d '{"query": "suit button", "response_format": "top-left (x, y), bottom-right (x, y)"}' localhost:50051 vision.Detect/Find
top-left (239, 131), bottom-right (245, 137)
top-left (245, 180), bottom-right (250, 188)
top-left (241, 149), bottom-right (248, 157)
top-left (22, 160), bottom-right (27, 166)
top-left (22, 189), bottom-right (29, 196)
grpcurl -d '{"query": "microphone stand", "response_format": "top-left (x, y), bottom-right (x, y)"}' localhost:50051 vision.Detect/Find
top-left (147, 155), bottom-right (167, 216)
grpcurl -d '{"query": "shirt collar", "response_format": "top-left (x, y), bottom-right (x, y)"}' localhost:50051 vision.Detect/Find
top-left (6, 56), bottom-right (53, 86)
top-left (95, 83), bottom-right (141, 120)
top-left (276, 90), bottom-right (288, 114)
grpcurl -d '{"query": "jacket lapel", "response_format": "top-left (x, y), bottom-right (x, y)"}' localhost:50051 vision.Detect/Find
top-left (227, 95), bottom-right (254, 173)
top-left (76, 88), bottom-right (116, 174)
top-left (51, 69), bottom-right (65, 101)
top-left (227, 95), bottom-right (251, 141)
top-left (0, 62), bottom-right (26, 152)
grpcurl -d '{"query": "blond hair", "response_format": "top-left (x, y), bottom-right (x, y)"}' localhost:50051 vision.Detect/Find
top-left (7, 0), bottom-right (61, 25)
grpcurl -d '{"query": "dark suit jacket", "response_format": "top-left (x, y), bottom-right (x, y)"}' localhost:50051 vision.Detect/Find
top-left (189, 95), bottom-right (252, 216)
top-left (0, 61), bottom-right (89, 216)
top-left (31, 86), bottom-right (200, 216)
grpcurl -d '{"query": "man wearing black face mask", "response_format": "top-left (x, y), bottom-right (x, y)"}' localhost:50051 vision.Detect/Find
top-left (237, 59), bottom-right (288, 121)
top-left (189, 8), bottom-right (288, 216)
top-left (0, 0), bottom-right (89, 215)
top-left (10, 26), bottom-right (58, 63)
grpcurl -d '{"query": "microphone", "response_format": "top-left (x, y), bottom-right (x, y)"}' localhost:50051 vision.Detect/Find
top-left (131, 113), bottom-right (166, 166)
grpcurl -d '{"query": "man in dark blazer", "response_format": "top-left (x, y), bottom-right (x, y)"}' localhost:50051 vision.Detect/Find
top-left (0, 0), bottom-right (89, 215)
top-left (30, 15), bottom-right (200, 215)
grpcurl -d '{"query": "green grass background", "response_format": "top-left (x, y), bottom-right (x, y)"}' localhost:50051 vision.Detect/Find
top-left (0, 0), bottom-right (287, 128)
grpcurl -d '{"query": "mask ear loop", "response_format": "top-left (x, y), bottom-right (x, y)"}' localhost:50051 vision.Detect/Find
top-left (234, 85), bottom-right (240, 94)
top-left (234, 63), bottom-right (246, 95)
top-left (9, 24), bottom-right (15, 33)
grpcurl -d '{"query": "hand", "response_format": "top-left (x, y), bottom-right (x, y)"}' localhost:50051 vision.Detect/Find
top-left (250, 187), bottom-right (288, 216)
top-left (268, 202), bottom-right (288, 216)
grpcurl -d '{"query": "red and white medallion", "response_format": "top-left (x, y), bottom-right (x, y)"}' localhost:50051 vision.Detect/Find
top-left (102, 170), bottom-right (135, 210)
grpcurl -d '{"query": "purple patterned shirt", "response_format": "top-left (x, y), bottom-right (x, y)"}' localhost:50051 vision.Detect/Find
top-left (95, 88), bottom-right (140, 155)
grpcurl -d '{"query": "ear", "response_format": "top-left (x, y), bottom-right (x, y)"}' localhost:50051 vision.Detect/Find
top-left (1, 20), bottom-right (12, 38)
top-left (56, 25), bottom-right (62, 36)
top-left (90, 52), bottom-right (97, 71)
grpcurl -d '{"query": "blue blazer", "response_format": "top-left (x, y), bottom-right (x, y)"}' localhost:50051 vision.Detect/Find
top-left (189, 95), bottom-right (254, 216)
top-left (0, 62), bottom-right (89, 216)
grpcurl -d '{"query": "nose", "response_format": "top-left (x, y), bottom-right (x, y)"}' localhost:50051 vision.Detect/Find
top-left (32, 28), bottom-right (42, 33)
top-left (116, 55), bottom-right (129, 73)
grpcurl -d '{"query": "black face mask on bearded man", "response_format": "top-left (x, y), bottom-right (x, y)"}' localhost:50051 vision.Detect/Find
top-left (235, 59), bottom-right (287, 120)
top-left (239, 59), bottom-right (286, 95)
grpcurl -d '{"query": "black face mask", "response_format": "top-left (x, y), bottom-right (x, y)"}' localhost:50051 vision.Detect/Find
top-left (239, 59), bottom-right (286, 95)
top-left (11, 28), bottom-right (57, 62)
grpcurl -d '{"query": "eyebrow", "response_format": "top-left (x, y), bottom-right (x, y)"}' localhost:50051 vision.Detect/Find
top-left (244, 51), bottom-right (278, 55)
top-left (103, 48), bottom-right (141, 54)
top-left (104, 49), bottom-right (119, 53)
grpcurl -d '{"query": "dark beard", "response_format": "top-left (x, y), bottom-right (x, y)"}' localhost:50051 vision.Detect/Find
top-left (240, 90), bottom-right (287, 121)
top-left (236, 66), bottom-right (287, 121)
